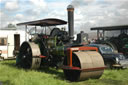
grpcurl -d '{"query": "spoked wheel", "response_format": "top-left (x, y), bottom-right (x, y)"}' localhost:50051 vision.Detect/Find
top-left (16, 42), bottom-right (41, 69)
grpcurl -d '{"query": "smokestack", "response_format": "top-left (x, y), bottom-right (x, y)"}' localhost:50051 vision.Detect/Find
top-left (67, 5), bottom-right (74, 44)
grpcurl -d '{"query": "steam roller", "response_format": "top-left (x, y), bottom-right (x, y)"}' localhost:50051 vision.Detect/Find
top-left (16, 5), bottom-right (105, 81)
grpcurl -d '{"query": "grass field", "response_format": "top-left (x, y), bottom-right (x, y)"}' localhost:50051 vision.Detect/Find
top-left (0, 60), bottom-right (128, 85)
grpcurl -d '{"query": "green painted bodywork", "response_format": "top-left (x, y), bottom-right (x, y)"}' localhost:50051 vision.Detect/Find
top-left (52, 45), bottom-right (65, 56)
top-left (47, 37), bottom-right (65, 56)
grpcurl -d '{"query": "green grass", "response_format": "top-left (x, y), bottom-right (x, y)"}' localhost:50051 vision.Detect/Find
top-left (0, 60), bottom-right (128, 85)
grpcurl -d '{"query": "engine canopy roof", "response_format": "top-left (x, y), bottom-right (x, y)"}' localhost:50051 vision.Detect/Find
top-left (17, 18), bottom-right (67, 26)
top-left (91, 25), bottom-right (128, 31)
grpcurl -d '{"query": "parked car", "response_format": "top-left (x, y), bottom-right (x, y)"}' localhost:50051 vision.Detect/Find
top-left (86, 44), bottom-right (128, 69)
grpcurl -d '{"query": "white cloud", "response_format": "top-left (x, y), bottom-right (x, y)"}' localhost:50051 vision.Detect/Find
top-left (48, 1), bottom-right (68, 9)
top-left (46, 10), bottom-right (66, 19)
top-left (71, 0), bottom-right (94, 7)
top-left (1, 0), bottom-right (128, 32)
top-left (0, 11), bottom-right (10, 28)
top-left (5, 0), bottom-right (19, 11)
top-left (0, 12), bottom-right (19, 28)
top-left (0, 11), bottom-right (3, 16)
top-left (16, 14), bottom-right (24, 20)
top-left (69, 0), bottom-right (128, 33)
top-left (74, 11), bottom-right (84, 22)
top-left (22, 0), bottom-right (48, 20)
top-left (0, 0), bottom-right (6, 3)
top-left (29, 0), bottom-right (47, 8)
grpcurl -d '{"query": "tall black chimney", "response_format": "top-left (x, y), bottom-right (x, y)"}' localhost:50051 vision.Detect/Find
top-left (67, 5), bottom-right (74, 44)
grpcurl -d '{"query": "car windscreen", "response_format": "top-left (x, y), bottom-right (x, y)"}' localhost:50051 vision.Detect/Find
top-left (100, 46), bottom-right (114, 54)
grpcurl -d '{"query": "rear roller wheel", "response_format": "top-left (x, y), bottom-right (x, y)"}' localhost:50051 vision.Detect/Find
top-left (16, 42), bottom-right (41, 69)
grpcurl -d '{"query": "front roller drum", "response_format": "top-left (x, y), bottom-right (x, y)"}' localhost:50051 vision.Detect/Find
top-left (63, 51), bottom-right (105, 81)
top-left (16, 42), bottom-right (41, 69)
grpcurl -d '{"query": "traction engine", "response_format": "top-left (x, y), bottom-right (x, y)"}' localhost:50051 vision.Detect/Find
top-left (16, 5), bottom-right (105, 81)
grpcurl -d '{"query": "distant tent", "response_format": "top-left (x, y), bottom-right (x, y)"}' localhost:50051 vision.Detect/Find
top-left (0, 24), bottom-right (17, 30)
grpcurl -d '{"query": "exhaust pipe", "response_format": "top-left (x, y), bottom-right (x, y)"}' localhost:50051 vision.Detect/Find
top-left (67, 5), bottom-right (74, 44)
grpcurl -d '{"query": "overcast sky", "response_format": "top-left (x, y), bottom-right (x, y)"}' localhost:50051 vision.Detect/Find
top-left (0, 0), bottom-right (128, 33)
